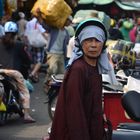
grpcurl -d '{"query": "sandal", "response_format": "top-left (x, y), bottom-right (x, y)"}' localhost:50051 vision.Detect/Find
top-left (24, 116), bottom-right (36, 123)
top-left (29, 74), bottom-right (39, 83)
top-left (42, 136), bottom-right (50, 140)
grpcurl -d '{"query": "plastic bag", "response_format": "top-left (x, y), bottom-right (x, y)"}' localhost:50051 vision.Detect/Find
top-left (124, 76), bottom-right (140, 93)
top-left (25, 29), bottom-right (47, 48)
top-left (0, 102), bottom-right (6, 111)
top-left (110, 39), bottom-right (136, 69)
top-left (31, 0), bottom-right (72, 28)
top-left (24, 79), bottom-right (34, 93)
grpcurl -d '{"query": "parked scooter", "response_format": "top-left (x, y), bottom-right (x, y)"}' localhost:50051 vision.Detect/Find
top-left (0, 72), bottom-right (24, 125)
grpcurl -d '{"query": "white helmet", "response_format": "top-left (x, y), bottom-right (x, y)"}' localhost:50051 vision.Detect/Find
top-left (4, 21), bottom-right (18, 33)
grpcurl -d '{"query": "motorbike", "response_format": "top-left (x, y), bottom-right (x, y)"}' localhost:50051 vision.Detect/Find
top-left (45, 75), bottom-right (140, 140)
top-left (45, 69), bottom-right (138, 121)
top-left (45, 74), bottom-right (63, 120)
top-left (0, 72), bottom-right (24, 125)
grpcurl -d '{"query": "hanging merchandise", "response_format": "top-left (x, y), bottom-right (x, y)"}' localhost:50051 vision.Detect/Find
top-left (31, 0), bottom-right (72, 29)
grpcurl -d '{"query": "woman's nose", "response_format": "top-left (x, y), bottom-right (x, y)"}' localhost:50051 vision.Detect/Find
top-left (91, 39), bottom-right (97, 46)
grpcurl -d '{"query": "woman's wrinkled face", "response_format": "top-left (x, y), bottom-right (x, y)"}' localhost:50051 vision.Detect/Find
top-left (81, 37), bottom-right (104, 59)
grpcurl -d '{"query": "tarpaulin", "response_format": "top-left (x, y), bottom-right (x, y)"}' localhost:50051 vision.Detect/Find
top-left (0, 0), bottom-right (4, 18)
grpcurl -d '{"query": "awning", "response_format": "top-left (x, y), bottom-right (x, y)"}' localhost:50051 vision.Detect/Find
top-left (78, 0), bottom-right (140, 11)
top-left (73, 9), bottom-right (111, 30)
top-left (115, 1), bottom-right (140, 11)
top-left (78, 0), bottom-right (113, 5)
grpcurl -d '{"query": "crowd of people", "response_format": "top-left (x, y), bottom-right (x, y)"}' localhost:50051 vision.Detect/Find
top-left (0, 10), bottom-right (73, 124)
top-left (108, 17), bottom-right (140, 43)
top-left (0, 8), bottom-right (140, 140)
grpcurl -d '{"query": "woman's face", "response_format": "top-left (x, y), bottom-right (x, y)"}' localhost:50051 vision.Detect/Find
top-left (81, 37), bottom-right (104, 59)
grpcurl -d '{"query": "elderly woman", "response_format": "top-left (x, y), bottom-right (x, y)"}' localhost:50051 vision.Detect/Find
top-left (48, 18), bottom-right (112, 140)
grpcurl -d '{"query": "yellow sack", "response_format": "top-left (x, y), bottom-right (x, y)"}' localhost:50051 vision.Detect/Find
top-left (31, 0), bottom-right (72, 29)
top-left (0, 102), bottom-right (6, 112)
top-left (31, 0), bottom-right (47, 17)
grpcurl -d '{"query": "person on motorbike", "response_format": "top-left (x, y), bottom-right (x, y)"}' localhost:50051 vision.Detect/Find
top-left (1, 21), bottom-right (31, 79)
top-left (48, 18), bottom-right (112, 140)
top-left (0, 21), bottom-right (35, 123)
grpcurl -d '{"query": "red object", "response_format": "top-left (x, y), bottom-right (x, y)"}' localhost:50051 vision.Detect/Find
top-left (129, 26), bottom-right (137, 43)
top-left (104, 92), bottom-right (135, 130)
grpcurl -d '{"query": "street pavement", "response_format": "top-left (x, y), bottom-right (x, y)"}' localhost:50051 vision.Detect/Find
top-left (0, 73), bottom-right (52, 140)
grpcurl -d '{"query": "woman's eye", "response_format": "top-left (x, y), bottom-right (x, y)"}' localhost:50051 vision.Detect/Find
top-left (88, 38), bottom-right (100, 42)
top-left (85, 38), bottom-right (93, 42)
top-left (94, 38), bottom-right (100, 42)
top-left (88, 38), bottom-right (93, 42)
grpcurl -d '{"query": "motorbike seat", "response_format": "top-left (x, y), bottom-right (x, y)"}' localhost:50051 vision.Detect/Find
top-left (117, 123), bottom-right (140, 131)
top-left (122, 90), bottom-right (140, 122)
top-left (51, 74), bottom-right (64, 83)
top-left (113, 130), bottom-right (140, 140)
top-left (0, 72), bottom-right (18, 91)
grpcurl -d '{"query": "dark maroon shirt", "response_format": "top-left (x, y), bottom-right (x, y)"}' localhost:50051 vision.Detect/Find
top-left (50, 57), bottom-right (104, 140)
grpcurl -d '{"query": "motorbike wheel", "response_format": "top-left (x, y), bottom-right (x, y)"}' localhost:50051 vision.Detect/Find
top-left (48, 96), bottom-right (58, 120)
top-left (47, 88), bottom-right (58, 120)
top-left (11, 100), bottom-right (24, 118)
top-left (0, 111), bottom-right (7, 125)
top-left (16, 105), bottom-right (24, 118)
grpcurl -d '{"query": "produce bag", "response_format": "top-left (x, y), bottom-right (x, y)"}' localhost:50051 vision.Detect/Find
top-left (124, 76), bottom-right (140, 93)
top-left (110, 39), bottom-right (136, 69)
top-left (0, 101), bottom-right (6, 111)
top-left (25, 29), bottom-right (47, 48)
top-left (31, 0), bottom-right (72, 29)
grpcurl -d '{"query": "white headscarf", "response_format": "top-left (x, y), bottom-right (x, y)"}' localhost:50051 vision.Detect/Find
top-left (67, 25), bottom-right (112, 74)
top-left (78, 25), bottom-right (106, 43)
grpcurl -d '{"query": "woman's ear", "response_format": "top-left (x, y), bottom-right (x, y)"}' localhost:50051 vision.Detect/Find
top-left (74, 37), bottom-right (83, 52)
top-left (102, 41), bottom-right (107, 51)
